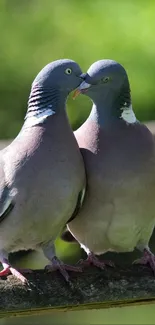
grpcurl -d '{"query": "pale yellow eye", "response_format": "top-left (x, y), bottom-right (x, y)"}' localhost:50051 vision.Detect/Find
top-left (65, 68), bottom-right (72, 75)
top-left (102, 76), bottom-right (110, 83)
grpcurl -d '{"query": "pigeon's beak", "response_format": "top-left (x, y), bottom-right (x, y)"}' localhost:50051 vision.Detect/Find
top-left (73, 81), bottom-right (91, 99)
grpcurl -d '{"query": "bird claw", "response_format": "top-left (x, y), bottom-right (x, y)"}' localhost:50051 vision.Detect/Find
top-left (45, 257), bottom-right (82, 282)
top-left (133, 249), bottom-right (155, 275)
top-left (77, 253), bottom-right (115, 270)
top-left (0, 258), bottom-right (33, 284)
top-left (0, 265), bottom-right (28, 284)
top-left (9, 267), bottom-right (29, 284)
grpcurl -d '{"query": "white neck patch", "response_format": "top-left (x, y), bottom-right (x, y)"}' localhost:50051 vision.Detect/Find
top-left (24, 106), bottom-right (55, 128)
top-left (120, 104), bottom-right (136, 124)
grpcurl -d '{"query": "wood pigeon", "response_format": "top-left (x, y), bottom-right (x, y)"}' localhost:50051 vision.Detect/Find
top-left (66, 59), bottom-right (155, 273)
top-left (0, 59), bottom-right (86, 283)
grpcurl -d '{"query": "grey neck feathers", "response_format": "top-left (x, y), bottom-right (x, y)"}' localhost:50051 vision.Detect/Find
top-left (89, 80), bottom-right (133, 126)
top-left (25, 86), bottom-right (67, 121)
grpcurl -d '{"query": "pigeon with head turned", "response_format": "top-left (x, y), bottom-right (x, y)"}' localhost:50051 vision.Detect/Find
top-left (66, 59), bottom-right (155, 271)
top-left (0, 59), bottom-right (86, 283)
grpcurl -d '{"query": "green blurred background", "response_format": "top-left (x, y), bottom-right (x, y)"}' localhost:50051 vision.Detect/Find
top-left (1, 0), bottom-right (155, 139)
top-left (1, 0), bottom-right (155, 274)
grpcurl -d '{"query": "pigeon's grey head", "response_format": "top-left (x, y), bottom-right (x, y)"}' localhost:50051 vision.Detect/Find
top-left (74, 60), bottom-right (131, 111)
top-left (25, 59), bottom-right (85, 127)
top-left (32, 59), bottom-right (84, 93)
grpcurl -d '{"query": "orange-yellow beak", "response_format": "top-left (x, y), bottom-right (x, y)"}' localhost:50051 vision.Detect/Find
top-left (73, 89), bottom-right (81, 100)
top-left (73, 81), bottom-right (91, 100)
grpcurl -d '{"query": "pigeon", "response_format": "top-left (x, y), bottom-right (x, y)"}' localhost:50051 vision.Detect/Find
top-left (0, 59), bottom-right (86, 283)
top-left (66, 59), bottom-right (155, 272)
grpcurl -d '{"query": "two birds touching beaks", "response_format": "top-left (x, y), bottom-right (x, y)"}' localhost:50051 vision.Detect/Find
top-left (1, 58), bottom-right (155, 285)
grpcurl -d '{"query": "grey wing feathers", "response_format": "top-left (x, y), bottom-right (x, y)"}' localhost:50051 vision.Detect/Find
top-left (0, 157), bottom-right (15, 221)
top-left (67, 187), bottom-right (86, 223)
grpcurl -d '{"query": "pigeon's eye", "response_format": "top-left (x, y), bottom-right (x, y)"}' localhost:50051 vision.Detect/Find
top-left (102, 76), bottom-right (110, 83)
top-left (65, 68), bottom-right (72, 75)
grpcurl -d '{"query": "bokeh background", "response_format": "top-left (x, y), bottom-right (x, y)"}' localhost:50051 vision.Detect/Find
top-left (1, 0), bottom-right (155, 275)
top-left (1, 0), bottom-right (155, 139)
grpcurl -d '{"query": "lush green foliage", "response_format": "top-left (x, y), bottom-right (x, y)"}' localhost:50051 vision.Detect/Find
top-left (0, 0), bottom-right (155, 138)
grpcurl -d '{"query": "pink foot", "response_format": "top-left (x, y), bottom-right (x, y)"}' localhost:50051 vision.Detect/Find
top-left (0, 266), bottom-right (27, 284)
top-left (0, 266), bottom-right (10, 276)
top-left (133, 248), bottom-right (155, 274)
top-left (45, 257), bottom-right (82, 282)
top-left (77, 252), bottom-right (115, 270)
top-left (9, 267), bottom-right (28, 284)
top-left (0, 261), bottom-right (32, 284)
